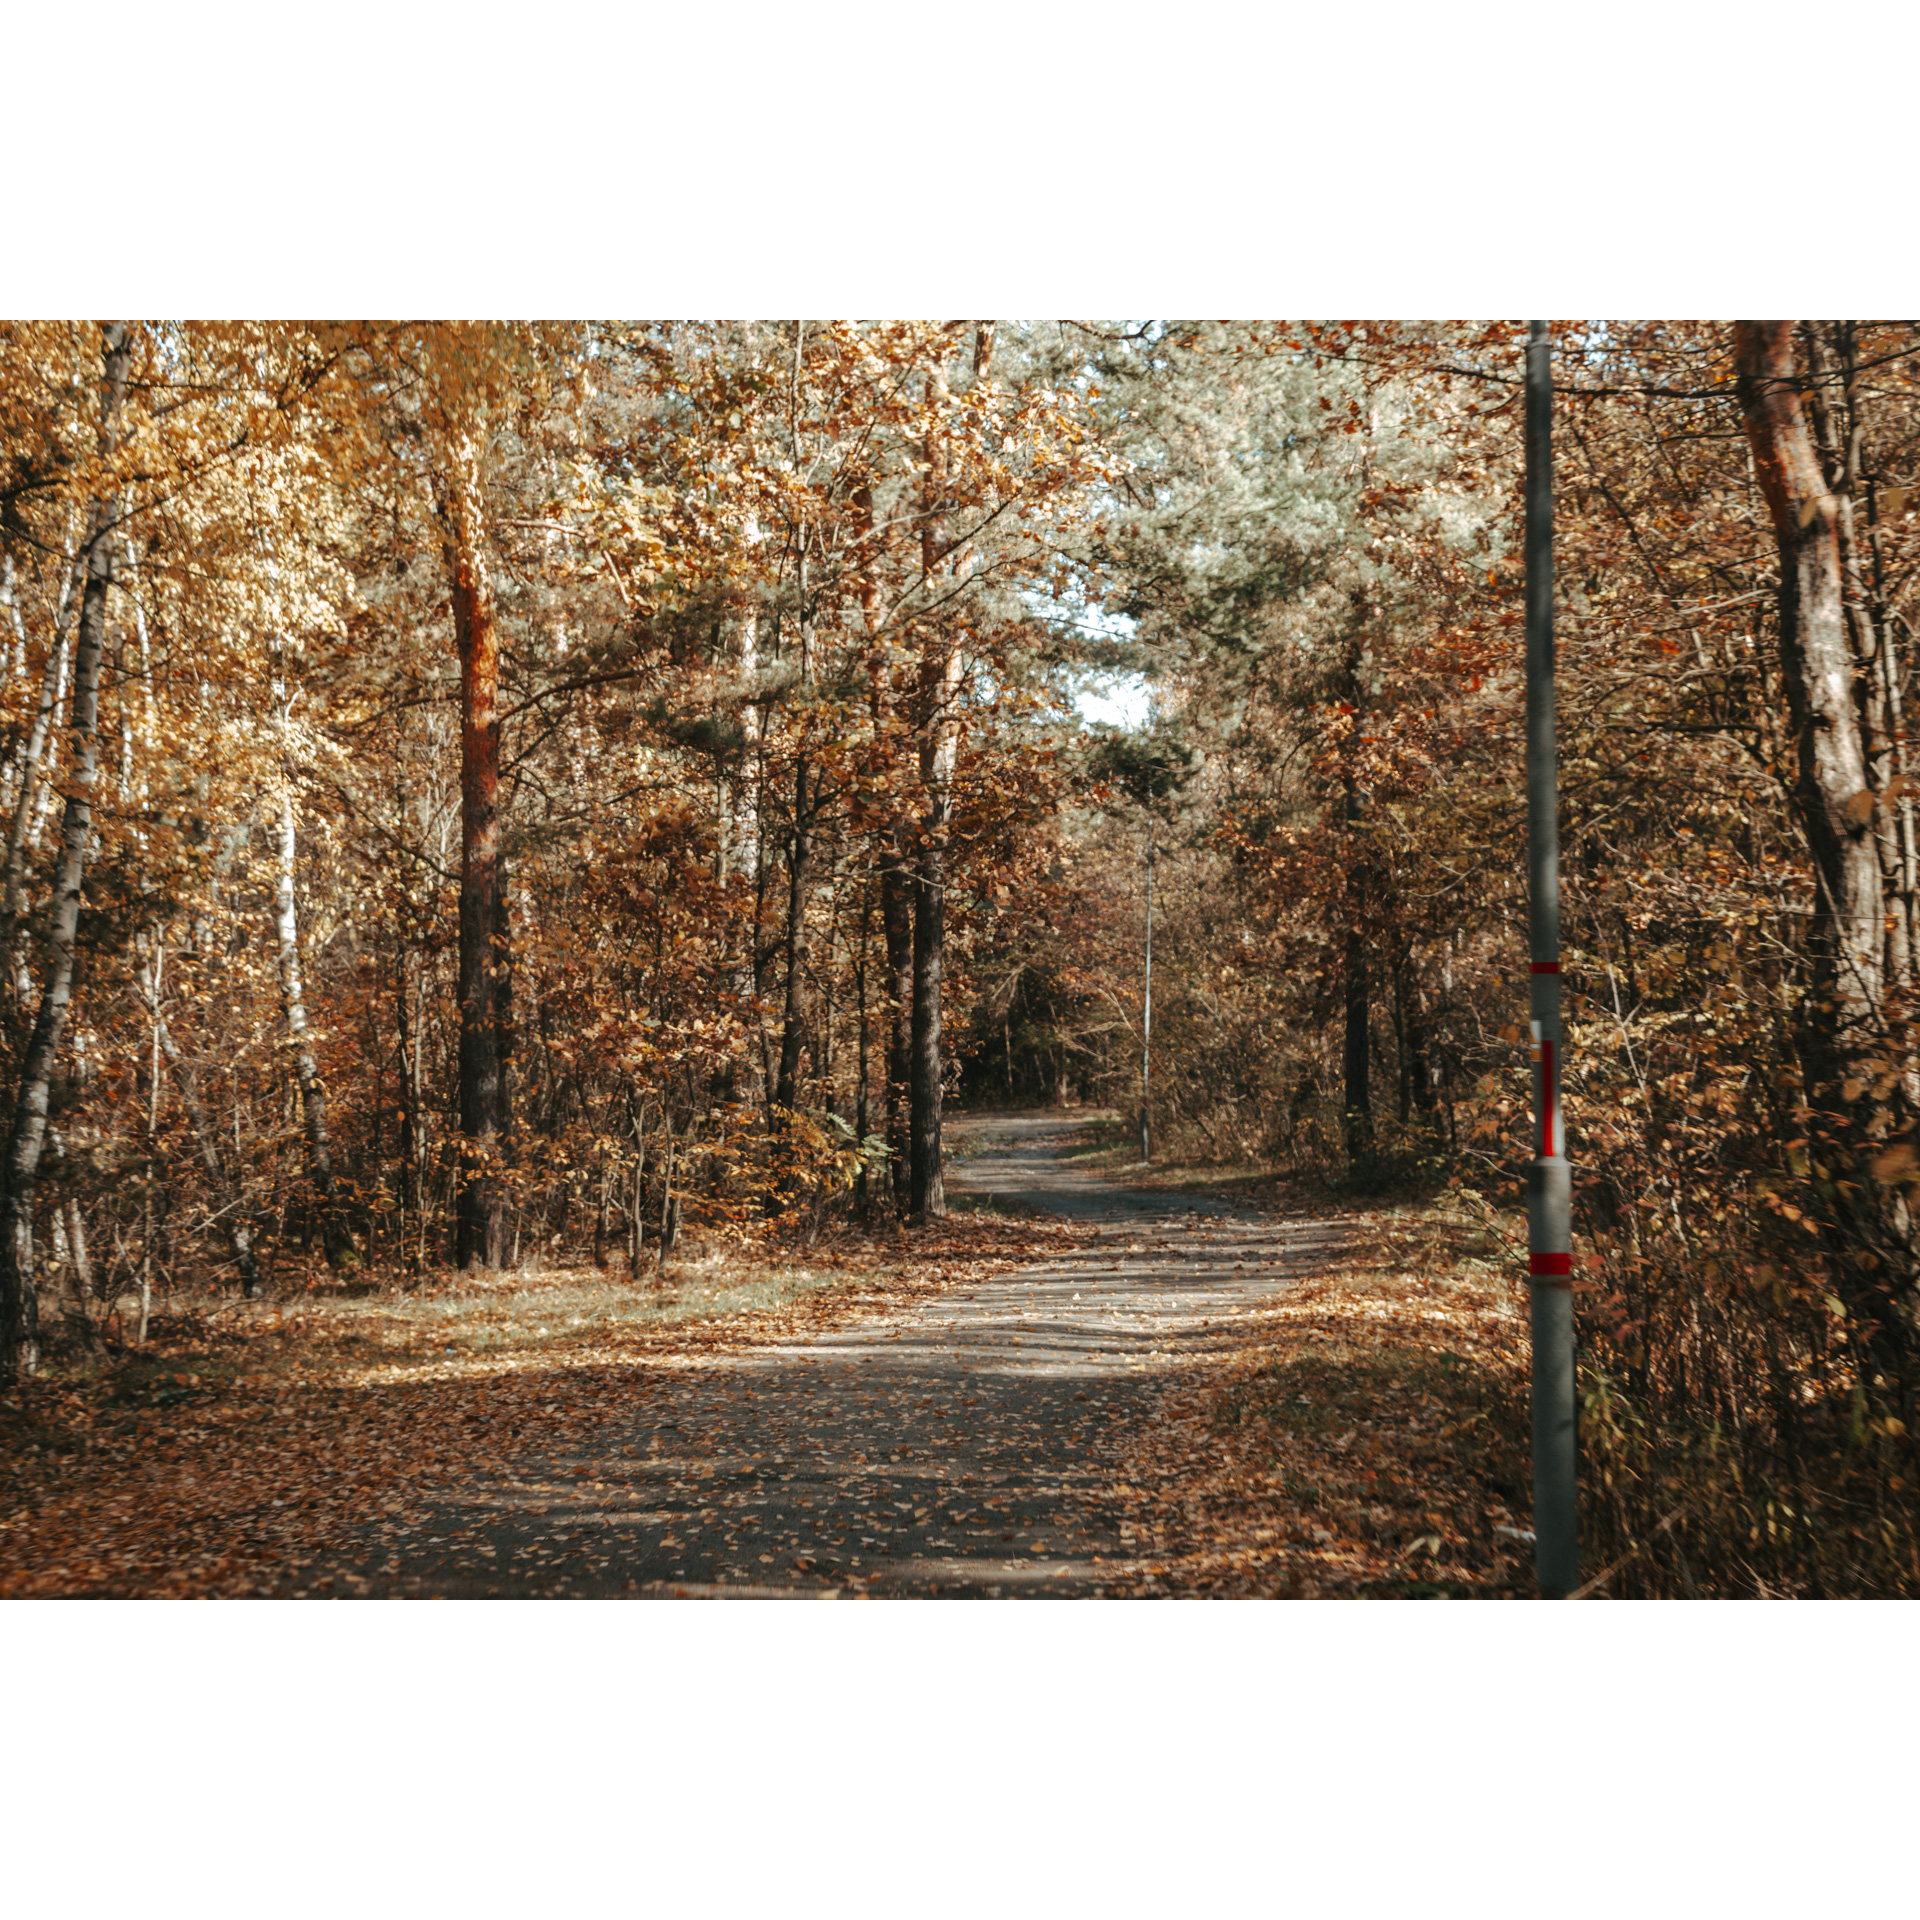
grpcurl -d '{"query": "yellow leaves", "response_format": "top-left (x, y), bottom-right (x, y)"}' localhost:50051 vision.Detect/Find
top-left (1872, 1141), bottom-right (1917, 1181)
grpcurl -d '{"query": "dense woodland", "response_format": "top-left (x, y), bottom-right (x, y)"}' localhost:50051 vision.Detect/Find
top-left (1, 319), bottom-right (1916, 1593)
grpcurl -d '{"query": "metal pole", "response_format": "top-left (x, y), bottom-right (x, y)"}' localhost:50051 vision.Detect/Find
top-left (1526, 319), bottom-right (1578, 1597)
top-left (1140, 818), bottom-right (1153, 1163)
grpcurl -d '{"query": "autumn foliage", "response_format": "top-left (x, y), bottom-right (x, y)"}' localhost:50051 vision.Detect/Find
top-left (0, 321), bottom-right (1108, 1361)
top-left (3, 319), bottom-right (1917, 1596)
top-left (997, 322), bottom-right (1920, 1594)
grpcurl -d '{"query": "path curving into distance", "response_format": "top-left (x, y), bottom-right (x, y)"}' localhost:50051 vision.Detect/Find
top-left (318, 1112), bottom-right (1347, 1598)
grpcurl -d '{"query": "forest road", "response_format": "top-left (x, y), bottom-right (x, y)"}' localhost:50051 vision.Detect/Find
top-left (320, 1113), bottom-right (1346, 1599)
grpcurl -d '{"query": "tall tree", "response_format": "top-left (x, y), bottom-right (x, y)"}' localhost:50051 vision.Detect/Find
top-left (1735, 319), bottom-right (1915, 1357)
top-left (906, 323), bottom-right (994, 1219)
top-left (773, 325), bottom-right (818, 1128)
top-left (0, 323), bottom-right (130, 1380)
top-left (1341, 621), bottom-right (1375, 1168)
top-left (438, 393), bottom-right (513, 1270)
top-left (271, 775), bottom-right (348, 1267)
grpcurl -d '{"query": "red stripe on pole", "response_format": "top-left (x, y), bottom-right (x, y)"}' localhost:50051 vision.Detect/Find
top-left (1541, 1038), bottom-right (1557, 1158)
top-left (1530, 961), bottom-right (1560, 973)
top-left (1530, 1251), bottom-right (1572, 1276)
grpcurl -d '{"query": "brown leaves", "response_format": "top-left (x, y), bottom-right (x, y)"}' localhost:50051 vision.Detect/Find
top-left (1099, 1205), bottom-right (1532, 1598)
top-left (0, 1216), bottom-right (1077, 1598)
top-left (1871, 1140), bottom-right (1917, 1181)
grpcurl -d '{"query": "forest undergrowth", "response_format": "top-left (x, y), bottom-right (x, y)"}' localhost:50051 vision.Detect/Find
top-left (1102, 1129), bottom-right (1920, 1597)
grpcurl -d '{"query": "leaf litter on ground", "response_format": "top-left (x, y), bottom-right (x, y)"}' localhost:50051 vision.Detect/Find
top-left (0, 1213), bottom-right (1091, 1598)
top-left (1097, 1189), bottom-right (1540, 1597)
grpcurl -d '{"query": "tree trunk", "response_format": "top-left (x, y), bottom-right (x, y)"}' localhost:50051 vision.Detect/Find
top-left (592, 1155), bottom-right (612, 1270)
top-left (27, 630), bottom-right (70, 856)
top-left (727, 542), bottom-right (763, 1115)
top-left (442, 419), bottom-right (511, 1270)
top-left (1806, 322), bottom-right (1917, 1008)
top-left (910, 818), bottom-right (948, 1221)
top-left (774, 754), bottom-right (812, 1117)
top-left (0, 325), bottom-right (130, 1381)
top-left (1337, 593), bottom-right (1378, 1174)
top-left (750, 735), bottom-right (775, 1130)
top-left (1734, 319), bottom-right (1914, 1349)
top-left (2, 536), bottom-right (85, 992)
top-left (394, 946), bottom-right (421, 1265)
top-left (1343, 921), bottom-right (1371, 1153)
top-left (773, 399), bottom-right (818, 1159)
top-left (1342, 774), bottom-right (1373, 1168)
top-left (1405, 968), bottom-right (1437, 1118)
top-left (627, 1095), bottom-right (648, 1279)
top-left (273, 784), bottom-right (351, 1268)
top-left (47, 1128), bottom-right (92, 1312)
top-left (880, 819), bottom-right (915, 1210)
top-left (61, 1197), bottom-right (93, 1312)
top-left (815, 856), bottom-right (840, 1098)
top-left (658, 1111), bottom-right (679, 1260)
top-left (1389, 953), bottom-right (1411, 1126)
top-left (906, 343), bottom-right (975, 1223)
top-left (854, 867), bottom-right (873, 1216)
top-left (143, 986), bottom-right (265, 1297)
top-left (852, 442), bottom-right (923, 1217)
top-left (141, 939), bottom-right (165, 1331)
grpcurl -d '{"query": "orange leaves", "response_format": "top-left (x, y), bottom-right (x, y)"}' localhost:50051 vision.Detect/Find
top-left (1103, 1203), bottom-right (1530, 1598)
top-left (1871, 1140), bottom-right (1917, 1182)
top-left (0, 1213), bottom-right (1078, 1597)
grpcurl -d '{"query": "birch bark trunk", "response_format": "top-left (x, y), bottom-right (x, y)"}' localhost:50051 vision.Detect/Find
top-left (880, 821), bottom-right (914, 1210)
top-left (2, 535), bottom-right (85, 989)
top-left (1735, 323), bottom-right (1883, 1061)
top-left (139, 972), bottom-right (265, 1297)
top-left (0, 325), bottom-right (130, 1381)
top-left (272, 782), bottom-right (349, 1266)
top-left (394, 946), bottom-right (421, 1266)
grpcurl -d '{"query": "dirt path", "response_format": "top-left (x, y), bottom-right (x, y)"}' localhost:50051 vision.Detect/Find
top-left (311, 1114), bottom-right (1345, 1598)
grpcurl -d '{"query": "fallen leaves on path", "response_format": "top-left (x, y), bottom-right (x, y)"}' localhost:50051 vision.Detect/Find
top-left (1104, 1204), bottom-right (1537, 1598)
top-left (0, 1215), bottom-right (1087, 1598)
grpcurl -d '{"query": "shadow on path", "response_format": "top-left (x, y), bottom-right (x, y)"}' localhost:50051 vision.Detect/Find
top-left (312, 1113), bottom-right (1345, 1598)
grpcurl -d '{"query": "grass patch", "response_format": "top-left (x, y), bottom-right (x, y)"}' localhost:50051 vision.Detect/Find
top-left (280, 1252), bottom-right (860, 1366)
top-left (35, 1240), bottom-right (937, 1406)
